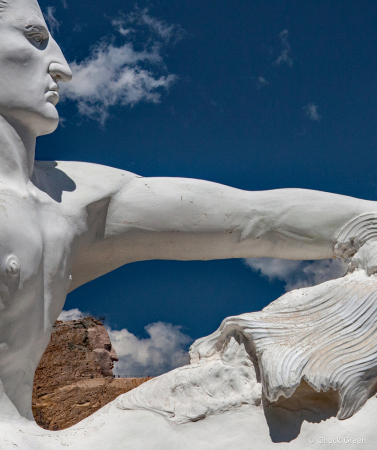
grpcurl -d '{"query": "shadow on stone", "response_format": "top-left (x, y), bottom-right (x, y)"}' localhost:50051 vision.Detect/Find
top-left (263, 380), bottom-right (339, 443)
top-left (33, 161), bottom-right (76, 203)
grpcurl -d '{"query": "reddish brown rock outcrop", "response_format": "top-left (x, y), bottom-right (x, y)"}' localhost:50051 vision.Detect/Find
top-left (32, 317), bottom-right (149, 430)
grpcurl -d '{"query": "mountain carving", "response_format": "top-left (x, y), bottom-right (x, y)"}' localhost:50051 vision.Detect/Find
top-left (32, 317), bottom-right (149, 430)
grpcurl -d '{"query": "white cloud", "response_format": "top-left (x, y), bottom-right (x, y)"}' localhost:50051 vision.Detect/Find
top-left (304, 103), bottom-right (322, 121)
top-left (108, 322), bottom-right (192, 377)
top-left (276, 29), bottom-right (293, 67)
top-left (58, 308), bottom-right (89, 321)
top-left (44, 6), bottom-right (59, 36)
top-left (112, 8), bottom-right (183, 43)
top-left (245, 258), bottom-right (348, 291)
top-left (58, 309), bottom-right (192, 377)
top-left (111, 18), bottom-right (134, 37)
top-left (60, 14), bottom-right (178, 124)
top-left (257, 76), bottom-right (269, 89)
top-left (61, 0), bottom-right (68, 9)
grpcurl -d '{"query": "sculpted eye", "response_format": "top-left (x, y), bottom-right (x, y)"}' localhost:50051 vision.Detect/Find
top-left (29, 34), bottom-right (44, 43)
top-left (24, 26), bottom-right (48, 47)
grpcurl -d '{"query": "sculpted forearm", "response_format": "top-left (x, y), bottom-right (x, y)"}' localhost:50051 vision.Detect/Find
top-left (103, 177), bottom-right (376, 262)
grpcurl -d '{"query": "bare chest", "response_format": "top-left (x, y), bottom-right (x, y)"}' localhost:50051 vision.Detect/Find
top-left (0, 193), bottom-right (82, 302)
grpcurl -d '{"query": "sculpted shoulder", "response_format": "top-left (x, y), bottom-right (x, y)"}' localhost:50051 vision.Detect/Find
top-left (33, 160), bottom-right (140, 206)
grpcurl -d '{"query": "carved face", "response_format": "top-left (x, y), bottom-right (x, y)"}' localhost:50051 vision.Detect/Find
top-left (88, 326), bottom-right (119, 377)
top-left (0, 0), bottom-right (72, 136)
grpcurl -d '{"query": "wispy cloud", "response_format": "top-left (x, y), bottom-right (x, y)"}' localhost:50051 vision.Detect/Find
top-left (44, 6), bottom-right (60, 36)
top-left (58, 309), bottom-right (192, 377)
top-left (257, 76), bottom-right (269, 89)
top-left (61, 0), bottom-right (67, 9)
top-left (60, 12), bottom-right (179, 125)
top-left (58, 308), bottom-right (89, 321)
top-left (304, 103), bottom-right (322, 121)
top-left (276, 29), bottom-right (293, 67)
top-left (245, 258), bottom-right (348, 291)
top-left (112, 8), bottom-right (183, 43)
top-left (111, 18), bottom-right (134, 37)
top-left (60, 43), bottom-right (176, 124)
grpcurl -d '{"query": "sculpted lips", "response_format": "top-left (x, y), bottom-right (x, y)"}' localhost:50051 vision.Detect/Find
top-left (46, 83), bottom-right (59, 106)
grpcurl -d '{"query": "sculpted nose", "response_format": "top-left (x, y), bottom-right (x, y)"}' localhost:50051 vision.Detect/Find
top-left (110, 348), bottom-right (119, 362)
top-left (47, 38), bottom-right (73, 82)
top-left (49, 62), bottom-right (72, 83)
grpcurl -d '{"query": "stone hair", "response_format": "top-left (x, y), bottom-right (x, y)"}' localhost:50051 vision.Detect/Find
top-left (0, 0), bottom-right (9, 15)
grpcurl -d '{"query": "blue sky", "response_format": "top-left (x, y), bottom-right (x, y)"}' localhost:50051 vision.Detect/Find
top-left (36, 0), bottom-right (377, 374)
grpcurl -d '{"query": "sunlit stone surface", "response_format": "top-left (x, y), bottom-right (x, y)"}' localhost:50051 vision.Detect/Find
top-left (1, 0), bottom-right (377, 448)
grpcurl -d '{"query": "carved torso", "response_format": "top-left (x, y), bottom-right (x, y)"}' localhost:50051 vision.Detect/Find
top-left (0, 160), bottom-right (135, 417)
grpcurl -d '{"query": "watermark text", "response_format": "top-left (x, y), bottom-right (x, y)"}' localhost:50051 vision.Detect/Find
top-left (309, 437), bottom-right (366, 445)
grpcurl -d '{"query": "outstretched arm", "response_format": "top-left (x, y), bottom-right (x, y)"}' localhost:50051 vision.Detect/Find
top-left (103, 176), bottom-right (373, 262)
top-left (68, 170), bottom-right (376, 290)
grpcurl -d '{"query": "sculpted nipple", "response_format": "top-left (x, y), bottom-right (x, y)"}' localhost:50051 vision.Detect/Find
top-left (6, 255), bottom-right (20, 276)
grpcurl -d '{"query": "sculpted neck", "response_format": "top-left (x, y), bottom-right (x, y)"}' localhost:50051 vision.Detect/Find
top-left (0, 115), bottom-right (36, 187)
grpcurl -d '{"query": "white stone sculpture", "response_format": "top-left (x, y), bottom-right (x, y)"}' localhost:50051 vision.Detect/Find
top-left (1, 0), bottom-right (377, 448)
